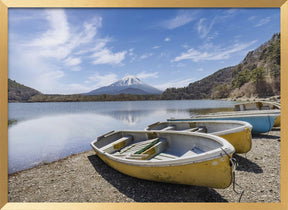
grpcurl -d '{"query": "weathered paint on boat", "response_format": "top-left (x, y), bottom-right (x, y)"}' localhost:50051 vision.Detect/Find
top-left (219, 127), bottom-right (251, 153)
top-left (146, 120), bottom-right (252, 153)
top-left (96, 152), bottom-right (233, 188)
top-left (91, 130), bottom-right (235, 188)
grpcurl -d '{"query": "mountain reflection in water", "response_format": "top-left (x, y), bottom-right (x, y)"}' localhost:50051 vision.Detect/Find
top-left (8, 100), bottom-right (235, 173)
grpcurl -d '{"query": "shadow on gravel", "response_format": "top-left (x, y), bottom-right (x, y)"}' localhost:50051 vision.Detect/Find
top-left (252, 133), bottom-right (280, 140)
top-left (252, 127), bottom-right (280, 140)
top-left (88, 154), bottom-right (228, 202)
top-left (233, 154), bottom-right (263, 174)
top-left (271, 127), bottom-right (280, 131)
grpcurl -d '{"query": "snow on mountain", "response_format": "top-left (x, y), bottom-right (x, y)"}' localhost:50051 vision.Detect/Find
top-left (110, 75), bottom-right (144, 87)
top-left (85, 75), bottom-right (163, 95)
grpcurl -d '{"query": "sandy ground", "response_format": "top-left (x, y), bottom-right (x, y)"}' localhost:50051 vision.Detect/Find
top-left (8, 128), bottom-right (280, 203)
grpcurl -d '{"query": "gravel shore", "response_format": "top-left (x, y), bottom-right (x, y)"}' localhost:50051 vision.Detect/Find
top-left (8, 128), bottom-right (280, 203)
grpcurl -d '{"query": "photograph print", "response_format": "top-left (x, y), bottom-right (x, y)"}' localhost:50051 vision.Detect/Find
top-left (8, 8), bottom-right (280, 202)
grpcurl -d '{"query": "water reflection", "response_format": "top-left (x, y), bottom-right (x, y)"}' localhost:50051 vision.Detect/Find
top-left (9, 113), bottom-right (119, 174)
top-left (8, 111), bottom-right (190, 174)
top-left (107, 110), bottom-right (155, 125)
top-left (8, 100), bottom-right (235, 174)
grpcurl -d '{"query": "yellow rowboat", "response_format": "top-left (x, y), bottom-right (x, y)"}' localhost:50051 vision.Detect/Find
top-left (91, 130), bottom-right (235, 188)
top-left (146, 120), bottom-right (252, 154)
top-left (234, 101), bottom-right (280, 127)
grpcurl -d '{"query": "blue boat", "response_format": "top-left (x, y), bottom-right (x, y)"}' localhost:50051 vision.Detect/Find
top-left (168, 111), bottom-right (279, 134)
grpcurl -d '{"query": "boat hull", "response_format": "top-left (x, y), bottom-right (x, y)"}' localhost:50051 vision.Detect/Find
top-left (91, 130), bottom-right (235, 189)
top-left (146, 121), bottom-right (252, 153)
top-left (274, 116), bottom-right (281, 127)
top-left (169, 115), bottom-right (277, 134)
top-left (234, 101), bottom-right (281, 127)
top-left (95, 151), bottom-right (233, 189)
top-left (219, 127), bottom-right (251, 153)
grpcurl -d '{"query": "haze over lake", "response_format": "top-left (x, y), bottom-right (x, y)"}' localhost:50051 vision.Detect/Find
top-left (8, 100), bottom-right (234, 174)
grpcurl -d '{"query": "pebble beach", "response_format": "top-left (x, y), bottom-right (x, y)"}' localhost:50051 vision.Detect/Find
top-left (8, 128), bottom-right (280, 203)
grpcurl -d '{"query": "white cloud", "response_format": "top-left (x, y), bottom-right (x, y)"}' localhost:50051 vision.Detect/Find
top-left (255, 17), bottom-right (271, 27)
top-left (24, 10), bottom-right (105, 62)
top-left (182, 44), bottom-right (189, 49)
top-left (74, 38), bottom-right (110, 55)
top-left (197, 18), bottom-right (216, 39)
top-left (206, 31), bottom-right (219, 41)
top-left (173, 40), bottom-right (257, 62)
top-left (152, 46), bottom-right (161, 49)
top-left (64, 56), bottom-right (82, 66)
top-left (63, 83), bottom-right (92, 94)
top-left (8, 44), bottom-right (67, 94)
top-left (164, 37), bottom-right (171, 42)
top-left (163, 12), bottom-right (196, 29)
top-left (128, 48), bottom-right (138, 63)
top-left (248, 16), bottom-right (256, 21)
top-left (197, 68), bottom-right (204, 71)
top-left (9, 9), bottom-right (129, 94)
top-left (28, 9), bottom-right (70, 47)
top-left (136, 72), bottom-right (159, 79)
top-left (81, 17), bottom-right (102, 43)
top-left (91, 49), bottom-right (127, 65)
top-left (70, 66), bottom-right (82, 72)
top-left (139, 53), bottom-right (153, 60)
top-left (88, 72), bottom-right (118, 88)
top-left (196, 10), bottom-right (238, 40)
top-left (154, 78), bottom-right (195, 90)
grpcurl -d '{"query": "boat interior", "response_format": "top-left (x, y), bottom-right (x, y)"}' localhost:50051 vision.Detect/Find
top-left (147, 121), bottom-right (242, 133)
top-left (234, 102), bottom-right (280, 111)
top-left (94, 131), bottom-right (223, 161)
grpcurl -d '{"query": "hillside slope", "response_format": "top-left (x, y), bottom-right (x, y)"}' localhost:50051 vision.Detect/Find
top-left (161, 33), bottom-right (280, 100)
top-left (8, 79), bottom-right (42, 102)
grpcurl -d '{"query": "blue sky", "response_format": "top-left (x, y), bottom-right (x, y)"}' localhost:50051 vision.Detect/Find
top-left (8, 8), bottom-right (280, 94)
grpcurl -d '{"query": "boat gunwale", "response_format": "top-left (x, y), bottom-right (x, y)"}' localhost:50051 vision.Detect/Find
top-left (234, 101), bottom-right (281, 109)
top-left (192, 110), bottom-right (280, 118)
top-left (90, 130), bottom-right (235, 167)
top-left (145, 120), bottom-right (253, 136)
top-left (168, 113), bottom-right (279, 121)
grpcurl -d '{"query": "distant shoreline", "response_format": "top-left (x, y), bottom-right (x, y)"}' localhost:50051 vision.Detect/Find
top-left (8, 94), bottom-right (281, 103)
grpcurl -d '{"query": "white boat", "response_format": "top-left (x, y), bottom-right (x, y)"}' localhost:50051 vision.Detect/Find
top-left (234, 101), bottom-right (280, 111)
top-left (234, 101), bottom-right (280, 127)
top-left (91, 130), bottom-right (235, 188)
top-left (169, 110), bottom-right (280, 134)
top-left (146, 120), bottom-right (252, 153)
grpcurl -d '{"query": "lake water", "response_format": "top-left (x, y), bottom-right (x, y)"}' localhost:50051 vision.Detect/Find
top-left (8, 100), bottom-right (235, 174)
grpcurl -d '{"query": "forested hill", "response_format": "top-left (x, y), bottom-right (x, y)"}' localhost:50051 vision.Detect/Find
top-left (8, 79), bottom-right (42, 102)
top-left (161, 33), bottom-right (280, 100)
top-left (8, 79), bottom-right (160, 102)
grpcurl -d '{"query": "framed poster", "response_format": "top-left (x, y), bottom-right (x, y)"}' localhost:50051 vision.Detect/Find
top-left (0, 0), bottom-right (287, 210)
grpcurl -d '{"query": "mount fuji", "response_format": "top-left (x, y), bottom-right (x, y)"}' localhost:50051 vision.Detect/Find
top-left (85, 75), bottom-right (163, 95)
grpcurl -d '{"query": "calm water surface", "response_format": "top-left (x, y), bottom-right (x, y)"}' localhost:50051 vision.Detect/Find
top-left (8, 100), bottom-right (235, 174)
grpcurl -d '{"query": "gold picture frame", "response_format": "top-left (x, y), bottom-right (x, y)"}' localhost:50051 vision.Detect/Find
top-left (0, 0), bottom-right (287, 209)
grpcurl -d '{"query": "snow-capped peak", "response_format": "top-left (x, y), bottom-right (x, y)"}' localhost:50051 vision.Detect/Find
top-left (113, 75), bottom-right (143, 86)
top-left (85, 75), bottom-right (162, 95)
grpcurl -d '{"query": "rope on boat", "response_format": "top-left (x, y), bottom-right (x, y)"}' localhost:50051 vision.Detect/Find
top-left (221, 148), bottom-right (244, 202)
top-left (230, 157), bottom-right (244, 202)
